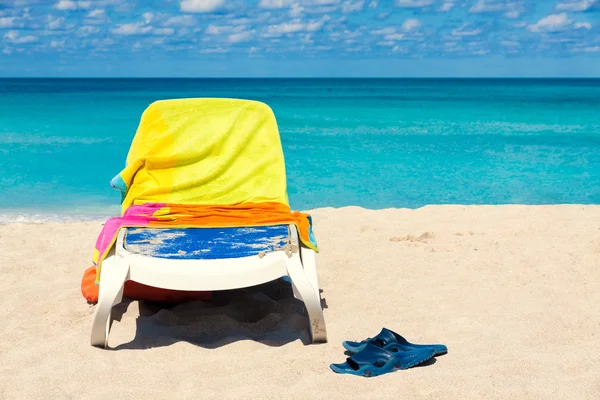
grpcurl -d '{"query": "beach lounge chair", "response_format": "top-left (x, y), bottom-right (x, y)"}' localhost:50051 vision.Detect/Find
top-left (89, 98), bottom-right (327, 348)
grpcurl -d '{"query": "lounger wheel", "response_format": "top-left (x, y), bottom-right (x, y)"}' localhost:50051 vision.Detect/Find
top-left (90, 255), bottom-right (129, 348)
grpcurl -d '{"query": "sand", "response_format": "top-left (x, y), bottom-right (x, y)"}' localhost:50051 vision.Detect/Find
top-left (1, 205), bottom-right (599, 399)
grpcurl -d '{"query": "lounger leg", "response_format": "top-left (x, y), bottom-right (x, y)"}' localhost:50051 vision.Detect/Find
top-left (90, 255), bottom-right (130, 349)
top-left (300, 247), bottom-right (320, 299)
top-left (285, 256), bottom-right (327, 343)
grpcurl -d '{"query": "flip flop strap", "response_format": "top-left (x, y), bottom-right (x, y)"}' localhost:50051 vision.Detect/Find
top-left (348, 343), bottom-right (393, 366)
top-left (372, 329), bottom-right (398, 346)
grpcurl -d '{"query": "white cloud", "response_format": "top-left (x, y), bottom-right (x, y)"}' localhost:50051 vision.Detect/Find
top-left (259, 0), bottom-right (293, 8)
top-left (345, 45), bottom-right (370, 52)
top-left (289, 3), bottom-right (304, 16)
top-left (200, 46), bottom-right (229, 53)
top-left (307, 0), bottom-right (340, 5)
top-left (371, 27), bottom-right (395, 35)
top-left (556, 0), bottom-right (596, 12)
top-left (84, 8), bottom-right (110, 24)
top-left (580, 45), bottom-right (600, 52)
top-left (500, 40), bottom-right (519, 46)
top-left (528, 13), bottom-right (571, 32)
top-left (369, 0), bottom-right (378, 6)
top-left (340, 29), bottom-right (360, 39)
top-left (267, 21), bottom-right (305, 34)
top-left (111, 20), bottom-right (174, 36)
top-left (574, 21), bottom-right (592, 29)
top-left (50, 39), bottom-right (65, 48)
top-left (205, 25), bottom-right (221, 34)
top-left (54, 0), bottom-right (92, 10)
top-left (47, 16), bottom-right (64, 30)
top-left (87, 9), bottom-right (105, 18)
top-left (342, 0), bottom-right (364, 12)
top-left (142, 12), bottom-right (154, 23)
top-left (3, 30), bottom-right (38, 43)
top-left (231, 17), bottom-right (251, 25)
top-left (451, 24), bottom-right (483, 36)
top-left (228, 30), bottom-right (253, 43)
top-left (402, 18), bottom-right (422, 31)
top-left (180, 0), bottom-right (225, 12)
top-left (438, 1), bottom-right (453, 11)
top-left (0, 17), bottom-right (20, 28)
top-left (54, 0), bottom-right (76, 10)
top-left (306, 19), bottom-right (326, 30)
top-left (302, 33), bottom-right (314, 43)
top-left (265, 18), bottom-right (326, 36)
top-left (78, 25), bottom-right (99, 35)
top-left (395, 0), bottom-right (433, 8)
top-left (469, 0), bottom-right (524, 17)
top-left (154, 28), bottom-right (175, 35)
top-left (384, 33), bottom-right (404, 40)
top-left (302, 4), bottom-right (338, 13)
top-left (164, 15), bottom-right (196, 26)
top-left (112, 22), bottom-right (152, 35)
top-left (469, 0), bottom-right (506, 13)
top-left (88, 37), bottom-right (114, 47)
top-left (206, 24), bottom-right (237, 34)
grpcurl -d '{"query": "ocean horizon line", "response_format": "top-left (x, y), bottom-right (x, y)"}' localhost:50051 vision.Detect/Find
top-left (3, 77), bottom-right (600, 80)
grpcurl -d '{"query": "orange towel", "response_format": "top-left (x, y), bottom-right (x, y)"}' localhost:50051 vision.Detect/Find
top-left (147, 202), bottom-right (318, 251)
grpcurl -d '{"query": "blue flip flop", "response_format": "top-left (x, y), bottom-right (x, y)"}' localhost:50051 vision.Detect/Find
top-left (343, 328), bottom-right (448, 356)
top-left (330, 343), bottom-right (435, 377)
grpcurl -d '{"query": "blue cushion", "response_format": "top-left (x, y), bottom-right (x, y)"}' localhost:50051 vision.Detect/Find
top-left (124, 225), bottom-right (290, 260)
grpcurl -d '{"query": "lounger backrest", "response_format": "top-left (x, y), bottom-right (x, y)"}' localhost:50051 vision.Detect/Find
top-left (112, 98), bottom-right (289, 213)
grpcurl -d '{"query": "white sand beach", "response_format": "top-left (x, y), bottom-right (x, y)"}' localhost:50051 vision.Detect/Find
top-left (1, 205), bottom-right (599, 399)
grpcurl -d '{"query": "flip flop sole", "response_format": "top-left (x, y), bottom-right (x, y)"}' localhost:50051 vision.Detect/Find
top-left (330, 347), bottom-right (435, 377)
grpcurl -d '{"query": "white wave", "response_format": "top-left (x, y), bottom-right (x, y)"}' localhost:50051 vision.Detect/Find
top-left (0, 132), bottom-right (113, 145)
top-left (0, 205), bottom-right (121, 224)
top-left (283, 120), bottom-right (598, 136)
top-left (0, 213), bottom-right (109, 224)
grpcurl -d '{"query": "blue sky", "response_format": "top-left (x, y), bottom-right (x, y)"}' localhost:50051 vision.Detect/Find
top-left (0, 0), bottom-right (599, 76)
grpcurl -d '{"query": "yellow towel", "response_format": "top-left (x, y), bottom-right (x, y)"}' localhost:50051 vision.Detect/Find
top-left (111, 98), bottom-right (290, 212)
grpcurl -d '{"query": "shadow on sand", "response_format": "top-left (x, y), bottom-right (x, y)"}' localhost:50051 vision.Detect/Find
top-left (109, 278), bottom-right (327, 351)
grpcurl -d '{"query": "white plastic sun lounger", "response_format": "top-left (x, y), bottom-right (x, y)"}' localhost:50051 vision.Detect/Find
top-left (90, 224), bottom-right (327, 348)
top-left (88, 97), bottom-right (326, 349)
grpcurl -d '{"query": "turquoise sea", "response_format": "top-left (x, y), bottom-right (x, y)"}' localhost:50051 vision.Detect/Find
top-left (1, 78), bottom-right (599, 222)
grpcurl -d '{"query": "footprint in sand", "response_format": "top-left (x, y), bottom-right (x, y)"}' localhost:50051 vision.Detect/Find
top-left (454, 231), bottom-right (476, 236)
top-left (389, 232), bottom-right (435, 243)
